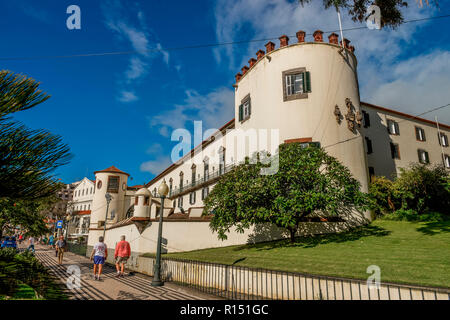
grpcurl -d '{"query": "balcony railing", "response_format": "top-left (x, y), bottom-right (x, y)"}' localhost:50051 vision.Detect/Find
top-left (169, 163), bottom-right (235, 198)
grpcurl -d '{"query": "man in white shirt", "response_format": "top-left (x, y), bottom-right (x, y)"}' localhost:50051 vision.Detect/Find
top-left (28, 236), bottom-right (35, 253)
top-left (90, 236), bottom-right (108, 281)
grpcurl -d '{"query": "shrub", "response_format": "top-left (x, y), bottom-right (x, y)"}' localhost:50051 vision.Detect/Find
top-left (370, 164), bottom-right (450, 221)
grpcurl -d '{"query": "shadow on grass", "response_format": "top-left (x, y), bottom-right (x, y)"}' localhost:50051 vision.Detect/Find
top-left (416, 221), bottom-right (450, 236)
top-left (233, 224), bottom-right (391, 251)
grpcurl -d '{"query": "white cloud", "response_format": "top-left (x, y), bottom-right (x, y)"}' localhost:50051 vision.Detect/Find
top-left (101, 0), bottom-right (170, 102)
top-left (367, 50), bottom-right (450, 123)
top-left (140, 156), bottom-right (172, 175)
top-left (125, 57), bottom-right (148, 81)
top-left (150, 87), bottom-right (235, 137)
top-left (118, 90), bottom-right (138, 103)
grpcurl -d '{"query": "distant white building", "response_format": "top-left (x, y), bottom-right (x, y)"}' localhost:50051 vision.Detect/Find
top-left (66, 177), bottom-right (95, 240)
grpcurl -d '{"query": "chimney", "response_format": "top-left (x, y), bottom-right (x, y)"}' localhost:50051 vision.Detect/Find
top-left (248, 58), bottom-right (257, 68)
top-left (279, 35), bottom-right (289, 47)
top-left (265, 41), bottom-right (275, 53)
top-left (341, 38), bottom-right (351, 49)
top-left (296, 30), bottom-right (306, 43)
top-left (256, 49), bottom-right (265, 60)
top-left (328, 33), bottom-right (339, 45)
top-left (235, 73), bottom-right (242, 83)
top-left (313, 30), bottom-right (324, 42)
top-left (241, 66), bottom-right (249, 75)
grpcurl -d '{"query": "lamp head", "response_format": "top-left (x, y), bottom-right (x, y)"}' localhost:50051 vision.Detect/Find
top-left (158, 179), bottom-right (169, 197)
top-left (105, 193), bottom-right (113, 203)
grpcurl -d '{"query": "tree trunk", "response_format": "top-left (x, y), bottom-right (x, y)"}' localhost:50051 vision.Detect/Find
top-left (289, 228), bottom-right (296, 243)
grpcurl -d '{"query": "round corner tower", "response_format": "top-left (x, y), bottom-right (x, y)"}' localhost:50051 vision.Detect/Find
top-left (233, 31), bottom-right (370, 218)
top-left (90, 166), bottom-right (130, 229)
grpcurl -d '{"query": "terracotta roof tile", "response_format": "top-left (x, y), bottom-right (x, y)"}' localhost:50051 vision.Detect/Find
top-left (94, 166), bottom-right (130, 176)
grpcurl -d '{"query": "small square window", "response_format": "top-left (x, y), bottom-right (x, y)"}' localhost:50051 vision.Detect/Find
top-left (438, 133), bottom-right (449, 147)
top-left (282, 68), bottom-right (310, 102)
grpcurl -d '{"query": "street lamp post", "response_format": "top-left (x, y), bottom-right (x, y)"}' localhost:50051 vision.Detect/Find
top-left (151, 179), bottom-right (169, 287)
top-left (103, 193), bottom-right (113, 239)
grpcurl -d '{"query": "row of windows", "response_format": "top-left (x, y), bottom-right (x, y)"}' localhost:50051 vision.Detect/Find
top-left (168, 151), bottom-right (226, 192)
top-left (386, 119), bottom-right (449, 146)
top-left (365, 137), bottom-right (450, 167)
top-left (74, 187), bottom-right (94, 197)
top-left (389, 142), bottom-right (449, 167)
top-left (238, 69), bottom-right (312, 123)
top-left (174, 186), bottom-right (210, 209)
top-left (75, 204), bottom-right (90, 211)
top-left (134, 196), bottom-right (150, 206)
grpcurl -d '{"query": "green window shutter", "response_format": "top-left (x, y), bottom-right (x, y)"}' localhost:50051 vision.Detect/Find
top-left (248, 99), bottom-right (251, 116)
top-left (305, 71), bottom-right (311, 92)
top-left (238, 104), bottom-right (243, 121)
top-left (425, 151), bottom-right (429, 163)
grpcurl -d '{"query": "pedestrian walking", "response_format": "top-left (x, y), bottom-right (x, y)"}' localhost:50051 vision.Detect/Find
top-left (1, 236), bottom-right (9, 248)
top-left (114, 235), bottom-right (131, 277)
top-left (27, 236), bottom-right (35, 253)
top-left (48, 234), bottom-right (54, 248)
top-left (90, 236), bottom-right (108, 281)
top-left (55, 236), bottom-right (66, 265)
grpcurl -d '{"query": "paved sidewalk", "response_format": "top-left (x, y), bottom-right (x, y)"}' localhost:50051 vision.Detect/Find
top-left (29, 244), bottom-right (216, 300)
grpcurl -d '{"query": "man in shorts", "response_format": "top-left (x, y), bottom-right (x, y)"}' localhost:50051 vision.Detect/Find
top-left (90, 236), bottom-right (108, 281)
top-left (114, 235), bottom-right (131, 277)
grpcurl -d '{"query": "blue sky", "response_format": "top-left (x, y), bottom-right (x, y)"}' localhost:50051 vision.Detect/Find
top-left (2, 0), bottom-right (449, 185)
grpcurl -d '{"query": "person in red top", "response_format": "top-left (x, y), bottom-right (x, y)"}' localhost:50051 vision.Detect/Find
top-left (114, 235), bottom-right (131, 277)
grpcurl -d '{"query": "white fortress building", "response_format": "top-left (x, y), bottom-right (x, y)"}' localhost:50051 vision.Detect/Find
top-left (87, 30), bottom-right (450, 260)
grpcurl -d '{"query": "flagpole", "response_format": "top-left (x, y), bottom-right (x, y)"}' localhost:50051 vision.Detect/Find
top-left (336, 5), bottom-right (345, 48)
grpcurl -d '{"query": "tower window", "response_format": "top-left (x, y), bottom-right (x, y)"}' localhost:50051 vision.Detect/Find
top-left (238, 95), bottom-right (251, 122)
top-left (107, 176), bottom-right (119, 193)
top-left (362, 111), bottom-right (370, 128)
top-left (282, 68), bottom-right (311, 102)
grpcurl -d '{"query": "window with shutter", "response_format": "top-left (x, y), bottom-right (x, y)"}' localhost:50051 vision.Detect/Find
top-left (439, 133), bottom-right (449, 147)
top-left (387, 120), bottom-right (399, 135)
top-left (444, 154), bottom-right (450, 168)
top-left (415, 127), bottom-right (426, 141)
top-left (238, 104), bottom-right (243, 122)
top-left (282, 68), bottom-right (309, 101)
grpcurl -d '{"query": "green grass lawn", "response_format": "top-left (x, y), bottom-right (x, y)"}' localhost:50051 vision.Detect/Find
top-left (150, 220), bottom-right (450, 288)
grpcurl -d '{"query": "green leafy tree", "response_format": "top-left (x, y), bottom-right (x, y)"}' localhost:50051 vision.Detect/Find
top-left (0, 196), bottom-right (55, 238)
top-left (0, 70), bottom-right (72, 200)
top-left (204, 143), bottom-right (370, 242)
top-left (298, 0), bottom-right (439, 29)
